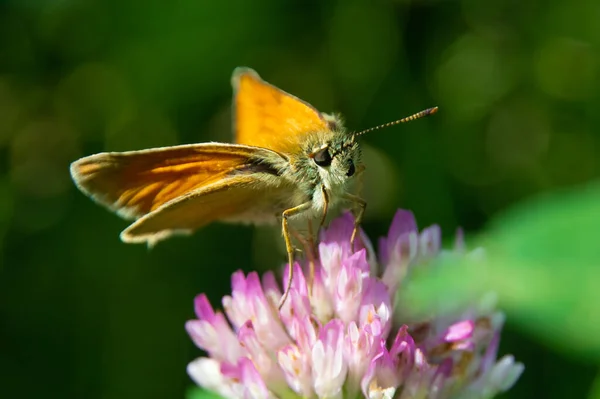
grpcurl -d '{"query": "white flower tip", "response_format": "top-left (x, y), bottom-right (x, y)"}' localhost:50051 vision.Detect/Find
top-left (491, 355), bottom-right (525, 392)
top-left (187, 358), bottom-right (227, 392)
top-left (368, 385), bottom-right (396, 399)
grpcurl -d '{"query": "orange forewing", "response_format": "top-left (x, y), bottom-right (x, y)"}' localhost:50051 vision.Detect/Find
top-left (70, 143), bottom-right (278, 221)
top-left (232, 68), bottom-right (330, 154)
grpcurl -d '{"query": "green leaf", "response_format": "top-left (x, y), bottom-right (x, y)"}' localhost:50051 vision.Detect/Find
top-left (186, 387), bottom-right (226, 399)
top-left (403, 181), bottom-right (600, 360)
top-left (589, 371), bottom-right (600, 399)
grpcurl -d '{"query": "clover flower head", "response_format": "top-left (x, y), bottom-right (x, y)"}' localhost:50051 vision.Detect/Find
top-left (186, 210), bottom-right (523, 399)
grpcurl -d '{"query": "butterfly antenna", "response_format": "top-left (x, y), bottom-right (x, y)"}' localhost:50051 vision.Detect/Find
top-left (355, 106), bottom-right (438, 137)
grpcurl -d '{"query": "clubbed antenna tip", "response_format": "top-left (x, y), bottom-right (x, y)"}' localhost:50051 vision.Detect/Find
top-left (355, 106), bottom-right (438, 137)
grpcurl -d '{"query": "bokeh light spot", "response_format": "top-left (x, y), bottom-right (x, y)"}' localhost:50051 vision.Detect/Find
top-left (104, 108), bottom-right (178, 151)
top-left (0, 77), bottom-right (26, 147)
top-left (435, 33), bottom-right (516, 122)
top-left (486, 98), bottom-right (551, 170)
top-left (534, 37), bottom-right (599, 101)
top-left (54, 63), bottom-right (136, 142)
top-left (10, 117), bottom-right (79, 199)
top-left (329, 2), bottom-right (400, 115)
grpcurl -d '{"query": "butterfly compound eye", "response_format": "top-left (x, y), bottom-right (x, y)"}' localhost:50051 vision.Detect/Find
top-left (313, 148), bottom-right (332, 167)
top-left (346, 160), bottom-right (355, 177)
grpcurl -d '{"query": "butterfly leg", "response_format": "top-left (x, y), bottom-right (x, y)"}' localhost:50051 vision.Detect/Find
top-left (279, 202), bottom-right (312, 310)
top-left (306, 184), bottom-right (330, 293)
top-left (319, 185), bottom-right (329, 230)
top-left (305, 218), bottom-right (317, 295)
top-left (290, 221), bottom-right (317, 294)
top-left (343, 193), bottom-right (367, 252)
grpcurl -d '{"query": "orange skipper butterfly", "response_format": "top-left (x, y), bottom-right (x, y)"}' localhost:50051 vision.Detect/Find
top-left (70, 68), bottom-right (437, 307)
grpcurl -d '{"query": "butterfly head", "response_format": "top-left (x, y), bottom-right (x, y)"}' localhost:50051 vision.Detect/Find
top-left (307, 130), bottom-right (361, 190)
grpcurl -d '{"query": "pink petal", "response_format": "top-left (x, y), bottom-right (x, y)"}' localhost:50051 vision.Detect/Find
top-left (277, 344), bottom-right (313, 397)
top-left (429, 358), bottom-right (453, 399)
top-left (345, 321), bottom-right (382, 397)
top-left (381, 217), bottom-right (418, 292)
top-left (312, 320), bottom-right (347, 398)
top-left (389, 325), bottom-right (416, 380)
top-left (261, 271), bottom-right (282, 307)
top-left (289, 315), bottom-right (318, 354)
top-left (419, 225), bottom-right (441, 258)
top-left (309, 269), bottom-right (334, 323)
top-left (334, 251), bottom-right (368, 324)
top-left (280, 263), bottom-right (311, 331)
top-left (399, 348), bottom-right (433, 399)
top-left (224, 271), bottom-right (290, 352)
top-left (224, 271), bottom-right (253, 330)
top-left (319, 242), bottom-right (345, 288)
top-left (361, 341), bottom-right (399, 399)
top-left (239, 357), bottom-right (274, 399)
top-left (360, 279), bottom-right (392, 337)
top-left (378, 236), bottom-right (390, 266)
top-left (238, 322), bottom-right (285, 389)
top-left (386, 210), bottom-right (418, 247)
top-left (444, 320), bottom-right (475, 342)
top-left (186, 295), bottom-right (242, 363)
top-left (249, 295), bottom-right (290, 352)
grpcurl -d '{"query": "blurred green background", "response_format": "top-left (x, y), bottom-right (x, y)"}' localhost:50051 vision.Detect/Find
top-left (1, 0), bottom-right (599, 398)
